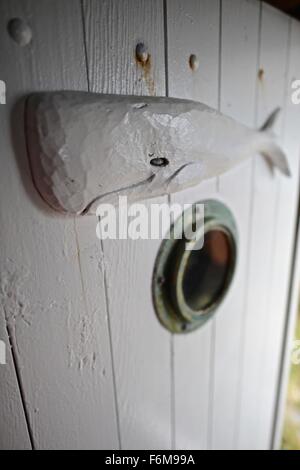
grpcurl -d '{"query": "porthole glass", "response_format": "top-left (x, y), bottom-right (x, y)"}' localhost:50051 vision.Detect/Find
top-left (182, 229), bottom-right (232, 312)
top-left (152, 200), bottom-right (238, 333)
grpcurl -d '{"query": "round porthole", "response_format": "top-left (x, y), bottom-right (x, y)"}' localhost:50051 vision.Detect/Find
top-left (152, 200), bottom-right (238, 333)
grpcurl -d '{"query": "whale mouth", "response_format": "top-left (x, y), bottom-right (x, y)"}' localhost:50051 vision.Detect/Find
top-left (81, 173), bottom-right (156, 215)
top-left (82, 162), bottom-right (203, 214)
top-left (167, 161), bottom-right (201, 186)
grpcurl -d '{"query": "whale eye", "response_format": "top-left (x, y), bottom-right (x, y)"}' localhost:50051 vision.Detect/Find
top-left (150, 157), bottom-right (169, 167)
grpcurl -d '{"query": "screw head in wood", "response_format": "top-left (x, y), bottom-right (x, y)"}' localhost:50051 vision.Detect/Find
top-left (7, 18), bottom-right (32, 47)
top-left (258, 68), bottom-right (264, 81)
top-left (136, 42), bottom-right (149, 64)
top-left (189, 54), bottom-right (199, 71)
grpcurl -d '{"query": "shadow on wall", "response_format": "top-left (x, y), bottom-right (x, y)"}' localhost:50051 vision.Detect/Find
top-left (10, 96), bottom-right (68, 218)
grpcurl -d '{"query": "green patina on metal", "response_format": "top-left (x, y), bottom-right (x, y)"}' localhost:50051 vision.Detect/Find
top-left (152, 200), bottom-right (238, 334)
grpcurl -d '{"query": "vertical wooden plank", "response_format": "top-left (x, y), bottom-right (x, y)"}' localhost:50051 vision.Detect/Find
top-left (269, 18), bottom-right (300, 449)
top-left (238, 2), bottom-right (290, 449)
top-left (211, 0), bottom-right (260, 449)
top-left (0, 0), bottom-right (118, 449)
top-left (166, 0), bottom-right (220, 450)
top-left (166, 0), bottom-right (220, 108)
top-left (83, 0), bottom-right (171, 449)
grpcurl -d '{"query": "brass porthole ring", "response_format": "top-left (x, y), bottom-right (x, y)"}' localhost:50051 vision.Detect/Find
top-left (152, 200), bottom-right (238, 333)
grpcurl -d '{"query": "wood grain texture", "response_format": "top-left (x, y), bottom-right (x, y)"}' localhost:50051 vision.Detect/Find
top-left (83, 0), bottom-right (165, 96)
top-left (238, 2), bottom-right (291, 450)
top-left (0, 0), bottom-right (118, 449)
top-left (166, 0), bottom-right (220, 108)
top-left (83, 0), bottom-right (172, 449)
top-left (211, 0), bottom-right (260, 450)
top-left (166, 0), bottom-right (220, 450)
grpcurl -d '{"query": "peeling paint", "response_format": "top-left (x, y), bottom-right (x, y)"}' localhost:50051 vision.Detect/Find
top-left (64, 222), bottom-right (100, 371)
top-left (0, 261), bottom-right (32, 358)
top-left (0, 261), bottom-right (31, 328)
top-left (66, 297), bottom-right (98, 371)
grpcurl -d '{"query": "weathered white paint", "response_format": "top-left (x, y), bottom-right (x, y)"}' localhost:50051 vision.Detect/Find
top-left (0, 0), bottom-right (118, 450)
top-left (167, 0), bottom-right (220, 450)
top-left (212, 0), bottom-right (260, 450)
top-left (26, 91), bottom-right (289, 215)
top-left (82, 0), bottom-right (172, 450)
top-left (0, 0), bottom-right (299, 450)
top-left (238, 3), bottom-right (291, 450)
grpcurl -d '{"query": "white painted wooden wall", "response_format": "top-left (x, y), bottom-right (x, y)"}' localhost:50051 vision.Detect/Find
top-left (0, 0), bottom-right (299, 450)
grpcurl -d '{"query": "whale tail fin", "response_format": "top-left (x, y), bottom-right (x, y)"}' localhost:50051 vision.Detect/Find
top-left (259, 142), bottom-right (291, 177)
top-left (258, 108), bottom-right (291, 177)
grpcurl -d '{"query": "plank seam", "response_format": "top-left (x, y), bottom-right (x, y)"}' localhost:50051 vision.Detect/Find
top-left (170, 333), bottom-right (176, 449)
top-left (207, 321), bottom-right (216, 449)
top-left (80, 1), bottom-right (121, 449)
top-left (4, 320), bottom-right (35, 449)
top-left (259, 11), bottom-right (291, 450)
top-left (234, 0), bottom-right (263, 449)
top-left (168, 192), bottom-right (175, 450)
top-left (165, 4), bottom-right (174, 450)
top-left (163, 0), bottom-right (169, 98)
top-left (218, 0), bottom-right (223, 113)
top-left (216, 0), bottom-right (223, 193)
top-left (208, 0), bottom-right (223, 449)
top-left (100, 237), bottom-right (122, 450)
top-left (80, 0), bottom-right (91, 91)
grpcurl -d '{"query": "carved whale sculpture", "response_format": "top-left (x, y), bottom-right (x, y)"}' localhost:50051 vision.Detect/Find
top-left (25, 92), bottom-right (290, 215)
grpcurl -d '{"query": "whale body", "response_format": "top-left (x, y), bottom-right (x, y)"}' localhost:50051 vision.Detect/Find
top-left (25, 92), bottom-right (290, 215)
